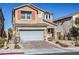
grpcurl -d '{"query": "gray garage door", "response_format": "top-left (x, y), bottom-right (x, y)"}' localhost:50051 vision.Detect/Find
top-left (20, 30), bottom-right (44, 42)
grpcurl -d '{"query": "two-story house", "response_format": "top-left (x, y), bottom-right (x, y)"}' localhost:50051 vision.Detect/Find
top-left (0, 8), bottom-right (4, 37)
top-left (54, 12), bottom-right (79, 40)
top-left (12, 4), bottom-right (57, 43)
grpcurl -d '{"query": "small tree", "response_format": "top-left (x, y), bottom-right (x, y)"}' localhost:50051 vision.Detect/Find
top-left (70, 17), bottom-right (79, 46)
top-left (75, 18), bottom-right (79, 39)
top-left (75, 18), bottom-right (79, 26)
top-left (8, 28), bottom-right (13, 40)
top-left (70, 27), bottom-right (79, 46)
top-left (71, 27), bottom-right (78, 40)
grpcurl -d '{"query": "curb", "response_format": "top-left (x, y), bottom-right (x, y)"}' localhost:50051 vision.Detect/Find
top-left (0, 52), bottom-right (24, 55)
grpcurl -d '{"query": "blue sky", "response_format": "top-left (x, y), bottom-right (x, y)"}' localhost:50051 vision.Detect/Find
top-left (1, 3), bottom-right (79, 30)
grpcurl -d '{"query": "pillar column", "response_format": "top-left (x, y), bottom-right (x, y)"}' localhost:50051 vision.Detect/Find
top-left (44, 29), bottom-right (48, 40)
top-left (54, 32), bottom-right (58, 40)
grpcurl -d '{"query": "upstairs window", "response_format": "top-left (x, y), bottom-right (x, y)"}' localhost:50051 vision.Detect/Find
top-left (49, 15), bottom-right (50, 19)
top-left (46, 15), bottom-right (48, 19)
top-left (38, 11), bottom-right (43, 18)
top-left (45, 15), bottom-right (51, 19)
top-left (21, 11), bottom-right (32, 19)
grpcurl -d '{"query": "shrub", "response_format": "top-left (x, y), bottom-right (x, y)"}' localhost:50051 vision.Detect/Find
top-left (14, 44), bottom-right (21, 49)
top-left (75, 44), bottom-right (79, 47)
top-left (75, 40), bottom-right (79, 47)
top-left (56, 41), bottom-right (59, 44)
top-left (0, 37), bottom-right (7, 48)
top-left (48, 37), bottom-right (53, 41)
top-left (0, 40), bottom-right (4, 48)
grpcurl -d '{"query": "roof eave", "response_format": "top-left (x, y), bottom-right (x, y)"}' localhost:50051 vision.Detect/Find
top-left (13, 3), bottom-right (52, 15)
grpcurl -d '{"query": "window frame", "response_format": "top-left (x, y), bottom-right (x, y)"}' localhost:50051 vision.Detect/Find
top-left (21, 11), bottom-right (32, 20)
top-left (47, 28), bottom-right (54, 34)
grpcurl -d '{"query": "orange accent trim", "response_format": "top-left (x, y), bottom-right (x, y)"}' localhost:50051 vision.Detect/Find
top-left (17, 10), bottom-right (21, 20)
top-left (32, 11), bottom-right (35, 20)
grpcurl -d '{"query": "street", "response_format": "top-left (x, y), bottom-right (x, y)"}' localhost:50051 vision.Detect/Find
top-left (24, 47), bottom-right (79, 55)
top-left (35, 52), bottom-right (79, 55)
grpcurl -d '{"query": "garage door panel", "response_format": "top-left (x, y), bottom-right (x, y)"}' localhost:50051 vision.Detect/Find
top-left (20, 31), bottom-right (44, 42)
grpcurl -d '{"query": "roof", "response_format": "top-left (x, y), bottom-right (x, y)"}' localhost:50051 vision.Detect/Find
top-left (15, 23), bottom-right (48, 27)
top-left (14, 21), bottom-right (57, 28)
top-left (54, 12), bottom-right (79, 22)
top-left (13, 3), bottom-right (53, 15)
top-left (43, 19), bottom-right (57, 26)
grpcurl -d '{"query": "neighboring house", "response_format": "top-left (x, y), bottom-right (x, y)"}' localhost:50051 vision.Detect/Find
top-left (54, 12), bottom-right (79, 40)
top-left (12, 4), bottom-right (57, 43)
top-left (0, 8), bottom-right (4, 37)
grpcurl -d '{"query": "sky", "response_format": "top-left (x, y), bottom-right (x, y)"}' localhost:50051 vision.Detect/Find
top-left (1, 3), bottom-right (79, 30)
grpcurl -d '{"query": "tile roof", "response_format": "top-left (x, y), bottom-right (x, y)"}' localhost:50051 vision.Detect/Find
top-left (54, 12), bottom-right (79, 22)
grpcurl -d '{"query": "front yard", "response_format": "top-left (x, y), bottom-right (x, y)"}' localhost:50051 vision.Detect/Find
top-left (49, 39), bottom-right (79, 48)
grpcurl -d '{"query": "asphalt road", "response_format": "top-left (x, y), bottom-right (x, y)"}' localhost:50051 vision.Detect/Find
top-left (35, 52), bottom-right (79, 55)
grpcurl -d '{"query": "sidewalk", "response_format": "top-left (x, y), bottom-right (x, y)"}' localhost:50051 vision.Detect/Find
top-left (0, 47), bottom-right (79, 55)
top-left (24, 47), bottom-right (79, 55)
top-left (0, 49), bottom-right (24, 55)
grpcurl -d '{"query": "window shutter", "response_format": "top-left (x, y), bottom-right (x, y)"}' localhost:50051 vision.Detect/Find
top-left (17, 10), bottom-right (21, 20)
top-left (32, 11), bottom-right (35, 20)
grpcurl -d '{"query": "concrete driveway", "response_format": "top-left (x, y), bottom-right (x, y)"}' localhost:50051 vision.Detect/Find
top-left (22, 40), bottom-right (59, 49)
top-left (20, 40), bottom-right (79, 55)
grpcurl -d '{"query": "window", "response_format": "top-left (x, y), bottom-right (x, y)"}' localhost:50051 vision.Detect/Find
top-left (49, 15), bottom-right (50, 19)
top-left (46, 15), bottom-right (48, 19)
top-left (48, 28), bottom-right (54, 34)
top-left (21, 11), bottom-right (32, 19)
top-left (48, 28), bottom-right (51, 33)
top-left (38, 12), bottom-right (42, 18)
top-left (21, 12), bottom-right (25, 19)
top-left (27, 14), bottom-right (31, 19)
top-left (45, 15), bottom-right (50, 19)
top-left (44, 15), bottom-right (46, 19)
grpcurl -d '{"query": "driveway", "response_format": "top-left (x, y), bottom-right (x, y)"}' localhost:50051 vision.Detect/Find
top-left (22, 40), bottom-right (59, 49)
top-left (21, 40), bottom-right (74, 55)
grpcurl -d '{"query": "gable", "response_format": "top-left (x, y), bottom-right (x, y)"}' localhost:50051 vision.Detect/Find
top-left (14, 6), bottom-right (38, 20)
top-left (13, 4), bottom-right (53, 21)
top-left (15, 6), bottom-right (38, 13)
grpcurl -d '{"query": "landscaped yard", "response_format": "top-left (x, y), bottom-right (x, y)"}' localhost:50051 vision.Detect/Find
top-left (51, 39), bottom-right (79, 47)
